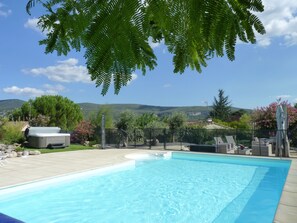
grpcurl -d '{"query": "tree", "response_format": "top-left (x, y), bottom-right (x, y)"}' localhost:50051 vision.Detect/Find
top-left (12, 99), bottom-right (36, 121)
top-left (89, 106), bottom-right (113, 129)
top-left (115, 111), bottom-right (136, 131)
top-left (26, 0), bottom-right (265, 95)
top-left (136, 113), bottom-right (159, 129)
top-left (167, 112), bottom-right (186, 132)
top-left (230, 109), bottom-right (248, 122)
top-left (229, 113), bottom-right (252, 130)
top-left (30, 114), bottom-right (50, 127)
top-left (210, 89), bottom-right (232, 121)
top-left (11, 109), bottom-right (23, 121)
top-left (146, 120), bottom-right (167, 129)
top-left (166, 112), bottom-right (186, 142)
top-left (13, 95), bottom-right (83, 130)
top-left (115, 111), bottom-right (137, 146)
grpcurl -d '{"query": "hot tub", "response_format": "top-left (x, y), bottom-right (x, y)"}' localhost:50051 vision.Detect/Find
top-left (27, 127), bottom-right (70, 148)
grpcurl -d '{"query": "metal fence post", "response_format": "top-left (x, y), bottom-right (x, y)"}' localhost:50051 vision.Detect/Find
top-left (149, 128), bottom-right (152, 149)
top-left (163, 128), bottom-right (167, 150)
top-left (134, 129), bottom-right (136, 148)
top-left (259, 138), bottom-right (262, 156)
top-left (235, 129), bottom-right (239, 154)
top-left (101, 115), bottom-right (105, 149)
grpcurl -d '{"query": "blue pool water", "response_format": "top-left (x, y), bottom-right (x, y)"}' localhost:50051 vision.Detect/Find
top-left (0, 153), bottom-right (291, 223)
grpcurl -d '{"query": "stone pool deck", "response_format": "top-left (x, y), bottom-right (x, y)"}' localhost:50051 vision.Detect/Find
top-left (0, 149), bottom-right (147, 188)
top-left (0, 149), bottom-right (296, 223)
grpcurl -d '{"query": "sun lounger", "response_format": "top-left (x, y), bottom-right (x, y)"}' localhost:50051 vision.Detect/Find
top-left (214, 137), bottom-right (233, 153)
top-left (252, 138), bottom-right (273, 156)
top-left (225, 136), bottom-right (238, 150)
top-left (226, 136), bottom-right (253, 155)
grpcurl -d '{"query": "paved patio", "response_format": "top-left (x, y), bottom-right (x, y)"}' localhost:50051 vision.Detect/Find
top-left (0, 149), bottom-right (296, 223)
top-left (0, 149), bottom-right (146, 188)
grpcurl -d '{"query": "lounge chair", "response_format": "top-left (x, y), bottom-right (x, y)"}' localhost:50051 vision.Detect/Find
top-left (252, 137), bottom-right (270, 147)
top-left (225, 136), bottom-right (238, 150)
top-left (251, 137), bottom-right (273, 156)
top-left (225, 136), bottom-right (252, 155)
top-left (214, 137), bottom-right (233, 153)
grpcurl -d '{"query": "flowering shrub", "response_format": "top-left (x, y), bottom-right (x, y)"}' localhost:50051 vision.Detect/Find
top-left (71, 121), bottom-right (95, 144)
top-left (252, 101), bottom-right (297, 130)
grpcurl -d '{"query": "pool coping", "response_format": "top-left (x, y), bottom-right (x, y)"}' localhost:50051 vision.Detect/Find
top-left (0, 149), bottom-right (296, 223)
top-left (273, 156), bottom-right (297, 223)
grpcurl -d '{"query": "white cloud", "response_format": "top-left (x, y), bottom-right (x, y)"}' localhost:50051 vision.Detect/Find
top-left (163, 83), bottom-right (172, 88)
top-left (256, 0), bottom-right (297, 46)
top-left (3, 86), bottom-right (43, 96)
top-left (43, 84), bottom-right (66, 95)
top-left (148, 37), bottom-right (162, 49)
top-left (257, 38), bottom-right (271, 47)
top-left (276, 95), bottom-right (292, 100)
top-left (3, 86), bottom-right (44, 97)
top-left (24, 18), bottom-right (42, 33)
top-left (43, 84), bottom-right (65, 91)
top-left (22, 59), bottom-right (138, 87)
top-left (23, 58), bottom-right (93, 84)
top-left (24, 18), bottom-right (52, 35)
top-left (2, 85), bottom-right (64, 97)
top-left (0, 2), bottom-right (11, 17)
top-left (275, 95), bottom-right (294, 104)
top-left (127, 73), bottom-right (138, 85)
top-left (284, 32), bottom-right (297, 46)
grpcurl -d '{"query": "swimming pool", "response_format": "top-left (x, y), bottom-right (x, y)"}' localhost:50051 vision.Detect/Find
top-left (0, 152), bottom-right (291, 223)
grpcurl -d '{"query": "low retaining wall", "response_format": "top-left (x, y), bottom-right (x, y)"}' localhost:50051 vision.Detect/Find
top-left (189, 145), bottom-right (216, 153)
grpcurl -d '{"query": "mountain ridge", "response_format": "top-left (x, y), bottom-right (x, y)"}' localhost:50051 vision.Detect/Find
top-left (0, 99), bottom-right (250, 120)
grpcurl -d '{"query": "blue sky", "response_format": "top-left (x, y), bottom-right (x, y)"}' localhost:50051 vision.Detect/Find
top-left (1, 0), bottom-right (297, 109)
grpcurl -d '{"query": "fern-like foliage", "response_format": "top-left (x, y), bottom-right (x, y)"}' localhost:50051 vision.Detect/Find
top-left (26, 0), bottom-right (265, 95)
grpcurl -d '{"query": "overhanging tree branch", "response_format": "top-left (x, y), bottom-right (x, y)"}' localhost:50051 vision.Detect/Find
top-left (26, 0), bottom-right (265, 95)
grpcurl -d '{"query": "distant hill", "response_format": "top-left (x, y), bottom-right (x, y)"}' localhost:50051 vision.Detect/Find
top-left (0, 99), bottom-right (25, 116)
top-left (78, 103), bottom-right (250, 121)
top-left (0, 99), bottom-right (251, 121)
top-left (78, 103), bottom-right (211, 120)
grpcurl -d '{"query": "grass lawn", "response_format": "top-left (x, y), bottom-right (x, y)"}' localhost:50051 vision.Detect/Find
top-left (25, 144), bottom-right (96, 154)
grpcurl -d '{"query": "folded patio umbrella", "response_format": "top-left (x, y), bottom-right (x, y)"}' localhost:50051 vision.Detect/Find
top-left (275, 105), bottom-right (290, 157)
